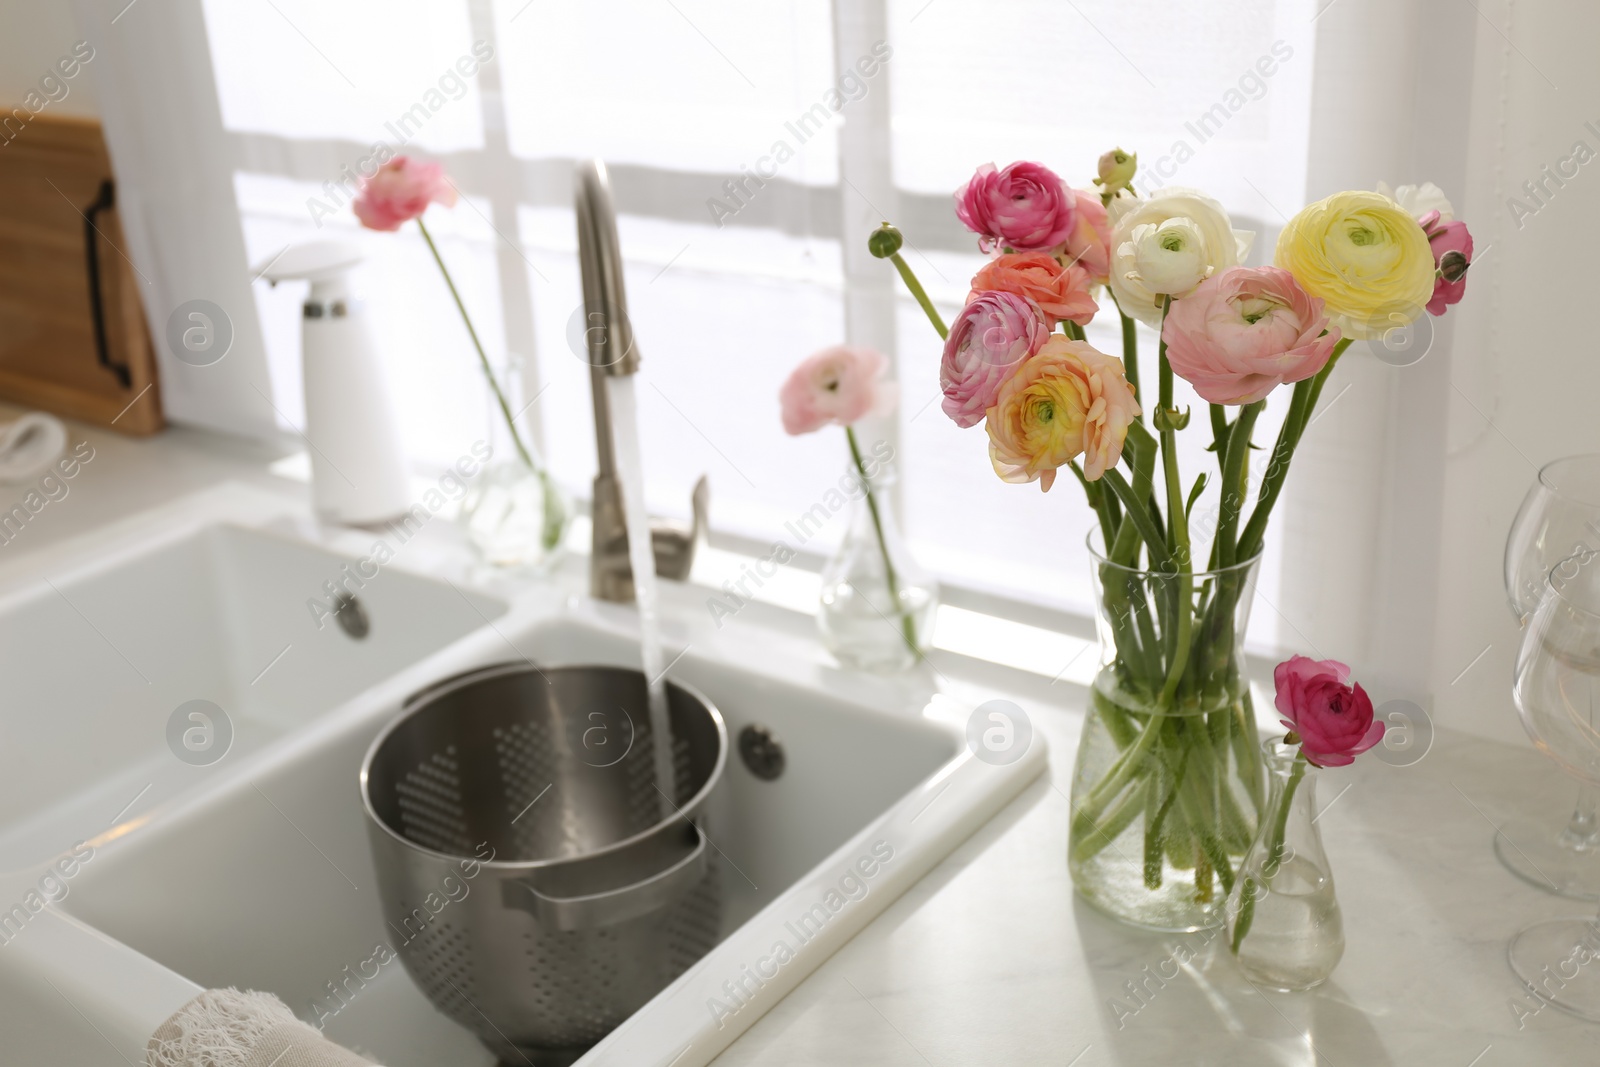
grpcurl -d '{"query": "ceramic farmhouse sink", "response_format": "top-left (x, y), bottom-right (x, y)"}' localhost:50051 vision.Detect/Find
top-left (0, 485), bottom-right (504, 872)
top-left (0, 482), bottom-right (1046, 1066)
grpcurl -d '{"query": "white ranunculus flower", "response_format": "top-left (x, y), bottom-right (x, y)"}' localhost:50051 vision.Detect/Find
top-left (1108, 188), bottom-right (1253, 326)
top-left (1376, 180), bottom-right (1454, 222)
top-left (1124, 218), bottom-right (1212, 298)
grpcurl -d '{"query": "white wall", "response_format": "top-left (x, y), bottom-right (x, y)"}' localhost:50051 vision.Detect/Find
top-left (1431, 0), bottom-right (1600, 744)
top-left (0, 4), bottom-right (97, 117)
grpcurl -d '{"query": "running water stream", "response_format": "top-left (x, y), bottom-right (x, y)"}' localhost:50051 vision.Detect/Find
top-left (605, 375), bottom-right (677, 818)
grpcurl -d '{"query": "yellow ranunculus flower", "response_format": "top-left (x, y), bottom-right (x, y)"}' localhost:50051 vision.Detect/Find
top-left (1274, 191), bottom-right (1435, 339)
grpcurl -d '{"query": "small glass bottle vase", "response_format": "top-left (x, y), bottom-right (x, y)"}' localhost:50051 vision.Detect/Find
top-left (817, 463), bottom-right (937, 672)
top-left (1225, 737), bottom-right (1346, 991)
top-left (458, 356), bottom-right (570, 570)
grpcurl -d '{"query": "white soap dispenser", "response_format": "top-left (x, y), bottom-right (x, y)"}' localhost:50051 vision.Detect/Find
top-left (256, 240), bottom-right (410, 526)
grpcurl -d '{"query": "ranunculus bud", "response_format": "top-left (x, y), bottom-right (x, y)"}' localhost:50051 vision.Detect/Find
top-left (1095, 149), bottom-right (1137, 195)
top-left (1419, 210), bottom-right (1473, 316)
top-left (868, 223), bottom-right (903, 259)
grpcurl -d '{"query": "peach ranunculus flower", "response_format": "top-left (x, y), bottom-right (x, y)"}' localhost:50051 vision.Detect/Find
top-left (780, 345), bottom-right (891, 435)
top-left (353, 157), bottom-right (458, 231)
top-left (1059, 187), bottom-right (1113, 285)
top-left (984, 337), bottom-right (1140, 490)
top-left (969, 253), bottom-right (1098, 330)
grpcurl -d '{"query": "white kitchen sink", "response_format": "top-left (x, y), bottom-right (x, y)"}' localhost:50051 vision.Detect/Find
top-left (0, 483), bottom-right (1046, 1066)
top-left (0, 498), bottom-right (504, 872)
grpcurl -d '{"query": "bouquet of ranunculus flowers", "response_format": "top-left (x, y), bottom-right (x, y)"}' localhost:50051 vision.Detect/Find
top-left (870, 152), bottom-right (1471, 928)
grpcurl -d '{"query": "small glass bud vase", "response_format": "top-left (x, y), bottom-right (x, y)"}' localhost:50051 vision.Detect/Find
top-left (817, 458), bottom-right (937, 672)
top-left (458, 357), bottom-right (569, 570)
top-left (1226, 737), bottom-right (1345, 991)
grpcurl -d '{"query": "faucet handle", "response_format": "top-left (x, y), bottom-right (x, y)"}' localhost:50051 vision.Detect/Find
top-left (649, 474), bottom-right (708, 582)
top-left (688, 474), bottom-right (709, 544)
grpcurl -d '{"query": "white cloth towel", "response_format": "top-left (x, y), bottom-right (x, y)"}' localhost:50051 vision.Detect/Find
top-left (146, 988), bottom-right (380, 1067)
top-left (0, 413), bottom-right (67, 484)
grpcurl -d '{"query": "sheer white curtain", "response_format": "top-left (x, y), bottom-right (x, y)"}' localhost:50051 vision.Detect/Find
top-left (77, 0), bottom-right (1362, 654)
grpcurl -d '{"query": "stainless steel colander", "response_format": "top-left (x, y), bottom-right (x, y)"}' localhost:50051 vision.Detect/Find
top-left (360, 662), bottom-right (728, 1066)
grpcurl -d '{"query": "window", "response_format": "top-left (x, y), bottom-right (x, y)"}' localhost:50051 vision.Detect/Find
top-left (106, 0), bottom-right (1322, 649)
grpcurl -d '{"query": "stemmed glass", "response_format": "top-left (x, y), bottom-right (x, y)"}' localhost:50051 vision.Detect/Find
top-left (1501, 455), bottom-right (1600, 899)
top-left (1509, 559), bottom-right (1600, 1018)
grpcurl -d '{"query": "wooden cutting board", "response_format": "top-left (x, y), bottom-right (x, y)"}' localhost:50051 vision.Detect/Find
top-left (0, 113), bottom-right (162, 435)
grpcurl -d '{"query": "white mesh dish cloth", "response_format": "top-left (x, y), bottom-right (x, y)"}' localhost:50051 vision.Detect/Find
top-left (145, 988), bottom-right (379, 1067)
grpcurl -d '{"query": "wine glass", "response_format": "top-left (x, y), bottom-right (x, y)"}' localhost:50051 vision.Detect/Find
top-left (1510, 560), bottom-right (1600, 1019)
top-left (1500, 455), bottom-right (1600, 899)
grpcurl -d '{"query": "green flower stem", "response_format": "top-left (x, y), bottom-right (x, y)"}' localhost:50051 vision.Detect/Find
top-left (1071, 782), bottom-right (1147, 865)
top-left (1108, 289), bottom-right (1143, 423)
top-left (1236, 337), bottom-right (1353, 559)
top-left (1071, 461), bottom-right (1116, 551)
top-left (1155, 297), bottom-right (1192, 704)
top-left (1074, 707), bottom-right (1169, 827)
top-left (418, 217), bottom-right (564, 550)
top-left (1216, 401), bottom-right (1264, 568)
top-left (1209, 403), bottom-right (1230, 455)
top-left (1100, 469), bottom-right (1167, 569)
top-left (1115, 421), bottom-right (1163, 569)
top-left (419, 218), bottom-right (532, 471)
top-left (1143, 744), bottom-right (1189, 889)
top-left (846, 425), bottom-right (919, 659)
top-left (888, 251), bottom-right (947, 340)
top-left (1231, 750), bottom-right (1307, 954)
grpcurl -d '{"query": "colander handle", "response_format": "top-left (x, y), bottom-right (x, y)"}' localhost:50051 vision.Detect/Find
top-left (514, 827), bottom-right (709, 931)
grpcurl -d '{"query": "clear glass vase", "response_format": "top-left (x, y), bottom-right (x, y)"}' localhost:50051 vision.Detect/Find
top-left (458, 357), bottom-right (569, 570)
top-left (1226, 737), bottom-right (1345, 991)
top-left (1068, 537), bottom-right (1266, 930)
top-left (817, 457), bottom-right (938, 672)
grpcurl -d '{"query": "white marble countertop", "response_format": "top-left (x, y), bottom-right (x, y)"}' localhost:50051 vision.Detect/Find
top-left (5, 409), bottom-right (1596, 1066)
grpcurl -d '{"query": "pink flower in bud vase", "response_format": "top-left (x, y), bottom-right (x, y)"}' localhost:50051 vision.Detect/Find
top-left (352, 157), bottom-right (458, 231)
top-left (1059, 188), bottom-right (1113, 285)
top-left (780, 345), bottom-right (891, 435)
top-left (1419, 210), bottom-right (1473, 316)
top-left (955, 161), bottom-right (1077, 253)
top-left (1161, 266), bottom-right (1339, 406)
top-left (1274, 655), bottom-right (1383, 768)
top-left (940, 291), bottom-right (1050, 428)
top-left (970, 253), bottom-right (1098, 330)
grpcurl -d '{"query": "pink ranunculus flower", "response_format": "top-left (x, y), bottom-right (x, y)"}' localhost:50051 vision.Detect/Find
top-left (1059, 187), bottom-right (1113, 285)
top-left (954, 161), bottom-right (1077, 254)
top-left (1274, 655), bottom-right (1383, 768)
top-left (969, 253), bottom-right (1098, 330)
top-left (1161, 266), bottom-right (1339, 406)
top-left (985, 336), bottom-right (1140, 490)
top-left (780, 345), bottom-right (891, 435)
top-left (352, 157), bottom-right (458, 231)
top-left (1419, 210), bottom-right (1473, 316)
top-left (940, 291), bottom-right (1050, 429)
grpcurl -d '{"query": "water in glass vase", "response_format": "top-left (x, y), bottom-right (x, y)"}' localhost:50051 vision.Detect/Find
top-left (1230, 854), bottom-right (1343, 991)
top-left (1226, 738), bottom-right (1346, 991)
top-left (458, 356), bottom-right (569, 570)
top-left (1068, 538), bottom-right (1266, 931)
top-left (816, 452), bottom-right (937, 672)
